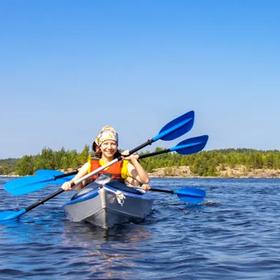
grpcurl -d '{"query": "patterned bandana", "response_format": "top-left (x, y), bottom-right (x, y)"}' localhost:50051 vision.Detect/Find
top-left (95, 125), bottom-right (118, 146)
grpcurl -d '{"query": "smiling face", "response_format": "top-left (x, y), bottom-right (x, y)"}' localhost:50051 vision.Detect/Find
top-left (100, 140), bottom-right (118, 160)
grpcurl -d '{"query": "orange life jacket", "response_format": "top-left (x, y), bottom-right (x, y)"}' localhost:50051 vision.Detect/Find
top-left (88, 158), bottom-right (129, 182)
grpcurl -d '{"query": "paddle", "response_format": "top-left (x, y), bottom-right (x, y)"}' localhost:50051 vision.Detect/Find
top-left (0, 110), bottom-right (195, 221)
top-left (4, 170), bottom-right (77, 196)
top-left (139, 135), bottom-right (208, 159)
top-left (5, 133), bottom-right (207, 196)
top-left (150, 187), bottom-right (206, 204)
top-left (0, 188), bottom-right (65, 221)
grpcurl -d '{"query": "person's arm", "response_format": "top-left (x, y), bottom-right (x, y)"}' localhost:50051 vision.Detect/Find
top-left (61, 162), bottom-right (89, 191)
top-left (125, 154), bottom-right (150, 184)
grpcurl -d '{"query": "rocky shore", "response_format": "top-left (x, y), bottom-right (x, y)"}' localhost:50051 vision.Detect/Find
top-left (2, 165), bottom-right (280, 178)
top-left (148, 165), bottom-right (280, 178)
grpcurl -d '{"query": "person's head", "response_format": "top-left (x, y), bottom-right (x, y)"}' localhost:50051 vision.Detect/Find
top-left (92, 126), bottom-right (120, 159)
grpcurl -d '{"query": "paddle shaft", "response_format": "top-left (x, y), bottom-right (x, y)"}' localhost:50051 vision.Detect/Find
top-left (150, 187), bottom-right (206, 200)
top-left (51, 134), bottom-right (208, 181)
top-left (150, 187), bottom-right (175, 194)
top-left (10, 158), bottom-right (132, 215)
top-left (129, 139), bottom-right (153, 154)
top-left (25, 188), bottom-right (64, 212)
top-left (139, 149), bottom-right (171, 159)
top-left (51, 148), bottom-right (173, 181)
top-left (54, 170), bottom-right (78, 179)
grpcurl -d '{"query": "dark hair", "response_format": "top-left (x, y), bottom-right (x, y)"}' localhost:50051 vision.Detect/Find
top-left (92, 141), bottom-right (97, 152)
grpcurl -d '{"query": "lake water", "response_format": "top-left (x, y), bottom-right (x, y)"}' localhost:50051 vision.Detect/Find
top-left (1, 177), bottom-right (280, 279)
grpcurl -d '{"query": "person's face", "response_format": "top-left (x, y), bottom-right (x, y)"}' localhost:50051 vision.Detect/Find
top-left (100, 140), bottom-right (117, 158)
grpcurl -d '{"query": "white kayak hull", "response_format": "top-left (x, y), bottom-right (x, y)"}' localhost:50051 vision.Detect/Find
top-left (64, 181), bottom-right (154, 229)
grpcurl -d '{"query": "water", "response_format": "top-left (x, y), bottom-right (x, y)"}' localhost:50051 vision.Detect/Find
top-left (1, 177), bottom-right (280, 279)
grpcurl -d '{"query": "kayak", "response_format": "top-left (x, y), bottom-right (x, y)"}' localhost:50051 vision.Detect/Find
top-left (63, 181), bottom-right (154, 229)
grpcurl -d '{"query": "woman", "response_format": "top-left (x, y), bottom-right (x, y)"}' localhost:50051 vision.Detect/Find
top-left (62, 126), bottom-right (150, 191)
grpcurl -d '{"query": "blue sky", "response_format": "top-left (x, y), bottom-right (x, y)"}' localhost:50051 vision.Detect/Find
top-left (1, 0), bottom-right (280, 159)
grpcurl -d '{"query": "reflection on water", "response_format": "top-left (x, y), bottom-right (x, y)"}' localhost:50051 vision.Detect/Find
top-left (61, 221), bottom-right (153, 279)
top-left (62, 220), bottom-right (152, 244)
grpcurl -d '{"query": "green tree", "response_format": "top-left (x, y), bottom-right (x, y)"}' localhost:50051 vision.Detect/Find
top-left (16, 155), bottom-right (35, 175)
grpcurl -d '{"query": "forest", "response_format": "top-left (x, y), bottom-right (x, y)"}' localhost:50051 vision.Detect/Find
top-left (1, 146), bottom-right (280, 177)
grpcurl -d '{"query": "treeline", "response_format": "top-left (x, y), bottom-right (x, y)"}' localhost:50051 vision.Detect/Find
top-left (1, 147), bottom-right (280, 176)
top-left (140, 148), bottom-right (280, 176)
top-left (0, 146), bottom-right (90, 176)
top-left (0, 158), bottom-right (18, 175)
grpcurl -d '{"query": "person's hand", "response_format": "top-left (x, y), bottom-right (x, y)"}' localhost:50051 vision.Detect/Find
top-left (121, 149), bottom-right (129, 157)
top-left (121, 150), bottom-right (139, 161)
top-left (141, 184), bottom-right (150, 191)
top-left (61, 181), bottom-right (74, 191)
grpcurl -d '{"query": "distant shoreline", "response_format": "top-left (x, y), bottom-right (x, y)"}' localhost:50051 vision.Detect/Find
top-left (2, 174), bottom-right (280, 179)
top-left (2, 164), bottom-right (280, 179)
top-left (148, 165), bottom-right (280, 179)
top-left (149, 175), bottom-right (280, 179)
top-left (2, 165), bottom-right (280, 179)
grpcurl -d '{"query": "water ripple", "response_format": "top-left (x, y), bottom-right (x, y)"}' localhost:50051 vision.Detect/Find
top-left (1, 177), bottom-right (280, 279)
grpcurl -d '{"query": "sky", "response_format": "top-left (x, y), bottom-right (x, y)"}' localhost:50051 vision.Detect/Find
top-left (0, 0), bottom-right (280, 159)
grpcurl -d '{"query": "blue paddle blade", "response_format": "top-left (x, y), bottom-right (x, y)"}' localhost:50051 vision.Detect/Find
top-left (175, 187), bottom-right (206, 204)
top-left (4, 170), bottom-right (74, 196)
top-left (151, 186), bottom-right (206, 204)
top-left (0, 209), bottom-right (26, 221)
top-left (171, 135), bottom-right (209, 155)
top-left (34, 169), bottom-right (63, 177)
top-left (176, 194), bottom-right (205, 204)
top-left (153, 111), bottom-right (194, 141)
top-left (176, 187), bottom-right (206, 198)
